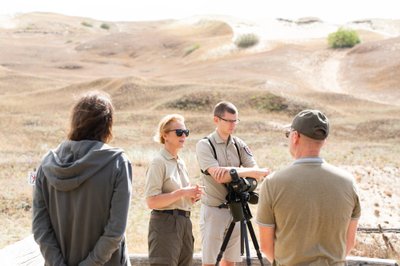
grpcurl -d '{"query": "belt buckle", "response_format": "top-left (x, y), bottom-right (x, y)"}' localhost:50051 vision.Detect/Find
top-left (177, 209), bottom-right (190, 218)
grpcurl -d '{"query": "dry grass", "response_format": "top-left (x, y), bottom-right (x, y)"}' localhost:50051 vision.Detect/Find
top-left (1, 110), bottom-right (399, 262)
top-left (0, 12), bottom-right (399, 262)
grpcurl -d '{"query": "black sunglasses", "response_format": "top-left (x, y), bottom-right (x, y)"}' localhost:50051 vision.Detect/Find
top-left (168, 129), bottom-right (190, 137)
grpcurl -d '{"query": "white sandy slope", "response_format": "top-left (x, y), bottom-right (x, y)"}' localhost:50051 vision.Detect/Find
top-left (0, 14), bottom-right (18, 29)
top-left (171, 15), bottom-right (400, 69)
top-left (179, 14), bottom-right (400, 41)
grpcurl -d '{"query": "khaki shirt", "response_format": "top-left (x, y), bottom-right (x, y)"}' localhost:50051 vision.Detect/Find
top-left (196, 130), bottom-right (257, 206)
top-left (256, 158), bottom-right (361, 266)
top-left (145, 148), bottom-right (192, 211)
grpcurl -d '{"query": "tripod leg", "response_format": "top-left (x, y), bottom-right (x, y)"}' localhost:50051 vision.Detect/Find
top-left (240, 220), bottom-right (245, 256)
top-left (246, 219), bottom-right (265, 266)
top-left (215, 221), bottom-right (236, 266)
top-left (243, 220), bottom-right (251, 265)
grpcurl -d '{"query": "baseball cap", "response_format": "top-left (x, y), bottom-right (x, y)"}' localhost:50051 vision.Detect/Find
top-left (291, 110), bottom-right (329, 140)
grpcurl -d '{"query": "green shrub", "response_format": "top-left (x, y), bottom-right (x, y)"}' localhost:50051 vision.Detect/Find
top-left (248, 93), bottom-right (309, 115)
top-left (81, 21), bottom-right (93, 27)
top-left (164, 92), bottom-right (218, 111)
top-left (183, 44), bottom-right (200, 57)
top-left (249, 94), bottom-right (288, 112)
top-left (234, 33), bottom-right (259, 48)
top-left (100, 23), bottom-right (110, 30)
top-left (328, 28), bottom-right (360, 48)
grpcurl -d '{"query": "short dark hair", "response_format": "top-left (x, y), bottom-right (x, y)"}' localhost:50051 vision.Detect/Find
top-left (213, 101), bottom-right (238, 117)
top-left (68, 91), bottom-right (114, 143)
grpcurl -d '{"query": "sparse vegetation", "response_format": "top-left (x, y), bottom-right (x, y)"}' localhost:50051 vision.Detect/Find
top-left (248, 93), bottom-right (308, 115)
top-left (100, 23), bottom-right (110, 30)
top-left (81, 21), bottom-right (93, 27)
top-left (328, 28), bottom-right (361, 48)
top-left (184, 44), bottom-right (200, 57)
top-left (58, 64), bottom-right (83, 70)
top-left (234, 33), bottom-right (259, 48)
top-left (249, 94), bottom-right (288, 112)
top-left (164, 92), bottom-right (216, 111)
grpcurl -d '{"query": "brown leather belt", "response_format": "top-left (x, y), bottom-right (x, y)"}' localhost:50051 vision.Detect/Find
top-left (153, 209), bottom-right (190, 218)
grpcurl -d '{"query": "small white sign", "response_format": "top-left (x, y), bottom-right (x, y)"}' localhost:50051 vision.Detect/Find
top-left (27, 170), bottom-right (37, 186)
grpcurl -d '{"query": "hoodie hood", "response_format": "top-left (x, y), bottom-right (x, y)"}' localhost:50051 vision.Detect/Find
top-left (41, 140), bottom-right (123, 191)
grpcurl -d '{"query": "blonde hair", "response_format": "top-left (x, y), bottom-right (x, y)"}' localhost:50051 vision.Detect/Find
top-left (153, 114), bottom-right (185, 144)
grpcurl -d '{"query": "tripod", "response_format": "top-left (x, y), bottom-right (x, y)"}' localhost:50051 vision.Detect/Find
top-left (215, 202), bottom-right (265, 266)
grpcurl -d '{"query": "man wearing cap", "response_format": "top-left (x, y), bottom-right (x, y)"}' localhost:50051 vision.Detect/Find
top-left (196, 101), bottom-right (270, 266)
top-left (256, 109), bottom-right (361, 266)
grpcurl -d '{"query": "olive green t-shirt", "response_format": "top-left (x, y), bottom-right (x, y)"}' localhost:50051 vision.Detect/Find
top-left (256, 158), bottom-right (361, 266)
top-left (145, 148), bottom-right (192, 211)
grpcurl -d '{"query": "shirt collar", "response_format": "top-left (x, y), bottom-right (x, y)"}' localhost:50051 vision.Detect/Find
top-left (160, 147), bottom-right (178, 161)
top-left (293, 157), bottom-right (325, 165)
top-left (212, 130), bottom-right (233, 144)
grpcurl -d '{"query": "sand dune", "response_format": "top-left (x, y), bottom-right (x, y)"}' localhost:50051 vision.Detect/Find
top-left (0, 12), bottom-right (399, 259)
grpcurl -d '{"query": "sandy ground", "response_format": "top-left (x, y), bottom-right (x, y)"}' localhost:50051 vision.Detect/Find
top-left (0, 12), bottom-right (399, 259)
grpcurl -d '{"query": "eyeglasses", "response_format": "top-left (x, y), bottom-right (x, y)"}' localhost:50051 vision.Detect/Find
top-left (217, 116), bottom-right (240, 124)
top-left (168, 129), bottom-right (190, 137)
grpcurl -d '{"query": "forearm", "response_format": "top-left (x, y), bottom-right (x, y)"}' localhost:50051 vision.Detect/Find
top-left (236, 167), bottom-right (266, 180)
top-left (208, 166), bottom-right (267, 183)
top-left (346, 219), bottom-right (359, 255)
top-left (262, 247), bottom-right (274, 264)
top-left (259, 225), bottom-right (275, 263)
top-left (147, 189), bottom-right (184, 209)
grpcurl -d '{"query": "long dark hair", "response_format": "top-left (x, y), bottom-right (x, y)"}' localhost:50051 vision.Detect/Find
top-left (68, 91), bottom-right (114, 143)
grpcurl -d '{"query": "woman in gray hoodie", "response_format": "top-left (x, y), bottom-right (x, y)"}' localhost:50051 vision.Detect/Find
top-left (32, 91), bottom-right (132, 266)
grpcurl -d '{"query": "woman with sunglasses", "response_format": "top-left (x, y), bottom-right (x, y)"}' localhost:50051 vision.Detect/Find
top-left (145, 114), bottom-right (203, 266)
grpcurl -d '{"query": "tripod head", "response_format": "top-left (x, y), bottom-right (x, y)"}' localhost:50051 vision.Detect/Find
top-left (215, 169), bottom-right (265, 265)
top-left (226, 169), bottom-right (259, 222)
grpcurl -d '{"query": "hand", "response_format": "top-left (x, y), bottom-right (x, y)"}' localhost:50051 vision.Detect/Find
top-left (255, 168), bottom-right (270, 180)
top-left (192, 185), bottom-right (204, 203)
top-left (182, 185), bottom-right (204, 203)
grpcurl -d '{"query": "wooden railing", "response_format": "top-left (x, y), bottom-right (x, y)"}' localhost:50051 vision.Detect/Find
top-left (0, 235), bottom-right (398, 266)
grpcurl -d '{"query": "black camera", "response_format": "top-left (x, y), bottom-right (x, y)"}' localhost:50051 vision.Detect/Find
top-left (226, 169), bottom-right (259, 222)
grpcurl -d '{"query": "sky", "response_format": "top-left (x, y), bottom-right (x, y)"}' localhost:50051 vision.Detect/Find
top-left (1, 0), bottom-right (400, 24)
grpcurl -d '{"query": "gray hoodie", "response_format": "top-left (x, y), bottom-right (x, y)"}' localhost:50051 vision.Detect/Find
top-left (33, 140), bottom-right (132, 266)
